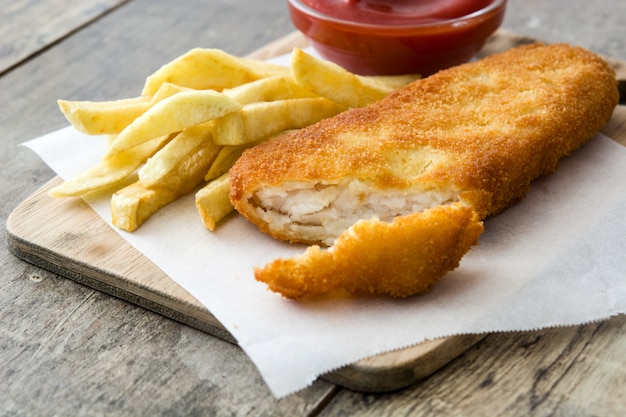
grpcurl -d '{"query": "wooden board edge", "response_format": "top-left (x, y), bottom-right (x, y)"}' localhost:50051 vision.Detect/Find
top-left (5, 178), bottom-right (234, 342)
top-left (7, 230), bottom-right (237, 343)
top-left (323, 334), bottom-right (485, 392)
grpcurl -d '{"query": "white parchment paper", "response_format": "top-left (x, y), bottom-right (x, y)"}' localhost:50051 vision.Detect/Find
top-left (22, 125), bottom-right (626, 398)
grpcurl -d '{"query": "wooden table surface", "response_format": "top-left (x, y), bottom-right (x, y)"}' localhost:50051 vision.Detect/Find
top-left (1, 1), bottom-right (625, 415)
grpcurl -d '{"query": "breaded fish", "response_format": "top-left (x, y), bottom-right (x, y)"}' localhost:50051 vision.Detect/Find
top-left (229, 43), bottom-right (619, 299)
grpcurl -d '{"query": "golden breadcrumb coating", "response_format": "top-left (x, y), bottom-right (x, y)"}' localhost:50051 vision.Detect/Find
top-left (255, 204), bottom-right (483, 299)
top-left (229, 43), bottom-right (619, 299)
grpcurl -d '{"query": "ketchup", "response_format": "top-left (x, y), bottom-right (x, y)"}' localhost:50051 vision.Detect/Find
top-left (288, 0), bottom-right (506, 75)
top-left (301, 0), bottom-right (494, 25)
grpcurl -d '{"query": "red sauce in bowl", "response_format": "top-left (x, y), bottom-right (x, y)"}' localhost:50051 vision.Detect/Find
top-left (301, 0), bottom-right (494, 25)
top-left (288, 0), bottom-right (507, 75)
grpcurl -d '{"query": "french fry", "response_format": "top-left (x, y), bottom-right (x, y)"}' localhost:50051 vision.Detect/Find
top-left (54, 46), bottom-right (418, 233)
top-left (111, 181), bottom-right (178, 232)
top-left (58, 83), bottom-right (190, 136)
top-left (112, 128), bottom-right (221, 230)
top-left (204, 142), bottom-right (254, 181)
top-left (364, 74), bottom-right (422, 90)
top-left (211, 97), bottom-right (346, 146)
top-left (143, 134), bottom-right (221, 193)
top-left (290, 48), bottom-right (419, 108)
top-left (48, 134), bottom-right (173, 198)
top-left (138, 122), bottom-right (219, 188)
top-left (105, 90), bottom-right (241, 157)
top-left (195, 174), bottom-right (233, 231)
top-left (58, 96), bottom-right (151, 136)
top-left (151, 82), bottom-right (191, 101)
top-left (222, 75), bottom-right (317, 104)
top-left (142, 48), bottom-right (290, 96)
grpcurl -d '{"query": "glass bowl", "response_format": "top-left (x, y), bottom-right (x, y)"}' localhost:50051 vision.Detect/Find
top-left (287, 0), bottom-right (507, 75)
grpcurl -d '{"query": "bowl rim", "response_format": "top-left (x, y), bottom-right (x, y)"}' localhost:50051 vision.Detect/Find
top-left (287, 0), bottom-right (507, 30)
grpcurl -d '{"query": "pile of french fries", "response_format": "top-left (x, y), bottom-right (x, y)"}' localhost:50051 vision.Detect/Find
top-left (51, 47), bottom-right (419, 232)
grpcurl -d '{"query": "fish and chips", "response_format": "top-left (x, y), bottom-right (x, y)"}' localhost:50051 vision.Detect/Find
top-left (52, 48), bottom-right (413, 232)
top-left (51, 43), bottom-right (618, 300)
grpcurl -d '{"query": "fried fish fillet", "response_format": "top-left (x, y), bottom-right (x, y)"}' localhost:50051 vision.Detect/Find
top-left (229, 43), bottom-right (619, 299)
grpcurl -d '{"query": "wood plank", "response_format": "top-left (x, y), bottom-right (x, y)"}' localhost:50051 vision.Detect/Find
top-left (318, 315), bottom-right (626, 416)
top-left (0, 0), bottom-right (127, 74)
top-left (6, 178), bottom-right (234, 340)
top-left (6, 29), bottom-right (626, 394)
top-left (0, 266), bottom-right (337, 415)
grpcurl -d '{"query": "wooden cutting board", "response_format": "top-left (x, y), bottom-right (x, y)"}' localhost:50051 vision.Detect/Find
top-left (6, 30), bottom-right (626, 393)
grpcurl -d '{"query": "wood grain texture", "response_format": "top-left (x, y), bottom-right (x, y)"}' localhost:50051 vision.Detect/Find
top-left (319, 315), bottom-right (626, 416)
top-left (0, 0), bottom-right (128, 74)
top-left (0, 275), bottom-right (336, 416)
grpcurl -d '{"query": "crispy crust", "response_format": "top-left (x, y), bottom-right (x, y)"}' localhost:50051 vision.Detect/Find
top-left (255, 204), bottom-right (483, 299)
top-left (230, 43), bottom-right (618, 219)
top-left (229, 43), bottom-right (619, 299)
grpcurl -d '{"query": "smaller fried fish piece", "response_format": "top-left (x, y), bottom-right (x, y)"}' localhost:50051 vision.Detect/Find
top-left (255, 203), bottom-right (483, 299)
